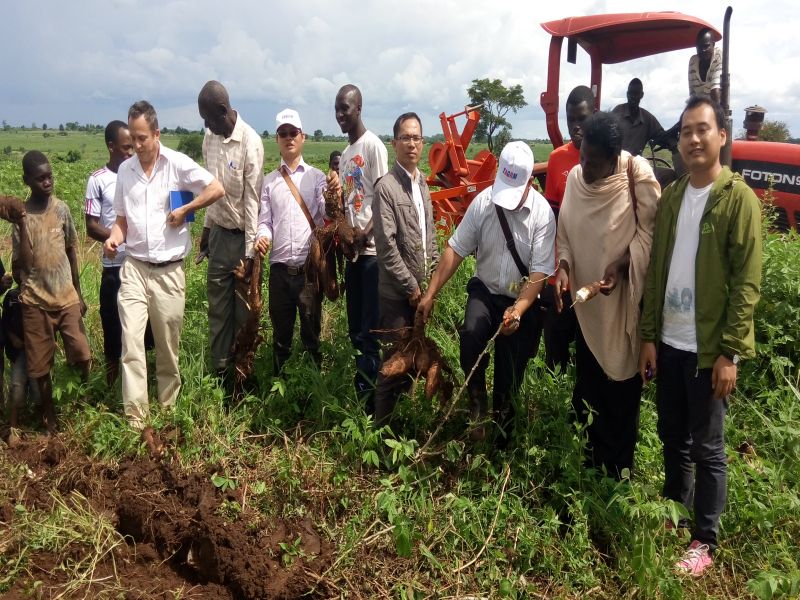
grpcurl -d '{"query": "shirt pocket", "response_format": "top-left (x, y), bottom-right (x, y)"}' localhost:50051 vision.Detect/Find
top-left (223, 166), bottom-right (244, 199)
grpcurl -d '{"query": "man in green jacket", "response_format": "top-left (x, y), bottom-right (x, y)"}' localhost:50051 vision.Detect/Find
top-left (639, 96), bottom-right (762, 576)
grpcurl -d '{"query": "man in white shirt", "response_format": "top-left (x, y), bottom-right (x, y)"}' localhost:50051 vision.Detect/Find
top-left (84, 120), bottom-right (137, 386)
top-left (196, 81), bottom-right (265, 381)
top-left (372, 112), bottom-right (440, 426)
top-left (334, 84), bottom-right (389, 412)
top-left (639, 97), bottom-right (762, 575)
top-left (417, 142), bottom-right (556, 443)
top-left (255, 109), bottom-right (327, 373)
top-left (104, 100), bottom-right (224, 428)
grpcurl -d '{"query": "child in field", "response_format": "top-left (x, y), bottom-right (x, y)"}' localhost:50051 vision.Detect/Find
top-left (3, 283), bottom-right (42, 446)
top-left (10, 151), bottom-right (91, 433)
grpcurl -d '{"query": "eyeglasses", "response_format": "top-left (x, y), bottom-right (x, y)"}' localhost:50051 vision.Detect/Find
top-left (395, 135), bottom-right (423, 143)
top-left (278, 129), bottom-right (301, 139)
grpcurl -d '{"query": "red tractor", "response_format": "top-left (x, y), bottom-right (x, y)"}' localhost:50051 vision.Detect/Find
top-left (428, 9), bottom-right (800, 232)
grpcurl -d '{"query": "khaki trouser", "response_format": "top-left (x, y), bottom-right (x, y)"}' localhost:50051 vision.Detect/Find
top-left (118, 257), bottom-right (185, 427)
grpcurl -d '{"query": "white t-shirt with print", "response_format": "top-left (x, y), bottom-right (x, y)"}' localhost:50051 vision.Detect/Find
top-left (85, 166), bottom-right (125, 267)
top-left (661, 182), bottom-right (712, 352)
top-left (340, 130), bottom-right (388, 256)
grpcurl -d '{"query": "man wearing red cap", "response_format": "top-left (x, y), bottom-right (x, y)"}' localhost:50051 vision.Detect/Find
top-left (417, 141), bottom-right (556, 443)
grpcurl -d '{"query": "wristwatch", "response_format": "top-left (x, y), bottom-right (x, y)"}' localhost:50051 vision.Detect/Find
top-left (722, 351), bottom-right (740, 365)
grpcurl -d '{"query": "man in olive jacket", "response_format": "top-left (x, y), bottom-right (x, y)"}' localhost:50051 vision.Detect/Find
top-left (373, 112), bottom-right (439, 426)
top-left (639, 96), bottom-right (762, 576)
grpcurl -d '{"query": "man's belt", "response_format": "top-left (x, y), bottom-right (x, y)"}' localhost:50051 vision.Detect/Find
top-left (144, 258), bottom-right (184, 268)
top-left (214, 225), bottom-right (245, 235)
top-left (273, 262), bottom-right (305, 276)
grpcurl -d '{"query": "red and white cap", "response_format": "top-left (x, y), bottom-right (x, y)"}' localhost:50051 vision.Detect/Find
top-left (491, 141), bottom-right (534, 210)
top-left (275, 108), bottom-right (302, 131)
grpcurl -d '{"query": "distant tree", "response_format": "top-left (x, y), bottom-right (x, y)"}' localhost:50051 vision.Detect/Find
top-left (42, 123), bottom-right (47, 130)
top-left (2, 120), bottom-right (9, 131)
top-left (759, 120), bottom-right (790, 143)
top-left (174, 126), bottom-right (190, 135)
top-left (313, 129), bottom-right (323, 142)
top-left (262, 129), bottom-right (270, 138)
top-left (177, 134), bottom-right (204, 161)
top-left (59, 123), bottom-right (65, 132)
top-left (161, 127), bottom-right (170, 134)
top-left (66, 122), bottom-right (79, 131)
top-left (31, 122), bottom-right (37, 130)
top-left (467, 78), bottom-right (527, 153)
top-left (493, 128), bottom-right (513, 157)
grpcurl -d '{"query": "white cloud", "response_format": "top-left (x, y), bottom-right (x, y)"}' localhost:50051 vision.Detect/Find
top-left (0, 0), bottom-right (798, 140)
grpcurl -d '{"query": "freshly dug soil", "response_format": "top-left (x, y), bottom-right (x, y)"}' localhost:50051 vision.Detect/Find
top-left (1, 434), bottom-right (334, 599)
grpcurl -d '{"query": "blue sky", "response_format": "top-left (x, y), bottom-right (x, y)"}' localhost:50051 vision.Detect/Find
top-left (2, 0), bottom-right (797, 140)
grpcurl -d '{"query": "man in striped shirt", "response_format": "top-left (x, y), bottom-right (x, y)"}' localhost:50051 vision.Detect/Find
top-left (417, 142), bottom-right (556, 443)
top-left (197, 81), bottom-right (264, 381)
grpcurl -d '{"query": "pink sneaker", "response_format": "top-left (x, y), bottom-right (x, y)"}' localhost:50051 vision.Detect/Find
top-left (675, 540), bottom-right (712, 576)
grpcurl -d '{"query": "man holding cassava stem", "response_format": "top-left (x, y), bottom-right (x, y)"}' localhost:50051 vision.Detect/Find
top-left (372, 112), bottom-right (439, 427)
top-left (332, 84), bottom-right (388, 412)
top-left (255, 109), bottom-right (332, 374)
top-left (105, 100), bottom-right (224, 428)
top-left (639, 96), bottom-right (761, 576)
top-left (195, 81), bottom-right (264, 383)
top-left (417, 141), bottom-right (555, 443)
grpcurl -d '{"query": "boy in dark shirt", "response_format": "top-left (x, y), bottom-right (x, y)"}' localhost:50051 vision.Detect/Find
top-left (11, 151), bottom-right (91, 432)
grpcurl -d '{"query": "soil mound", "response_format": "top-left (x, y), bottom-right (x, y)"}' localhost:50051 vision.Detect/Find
top-left (2, 434), bottom-right (334, 599)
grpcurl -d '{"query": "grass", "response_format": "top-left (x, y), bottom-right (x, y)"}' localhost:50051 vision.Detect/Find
top-left (0, 134), bottom-right (799, 598)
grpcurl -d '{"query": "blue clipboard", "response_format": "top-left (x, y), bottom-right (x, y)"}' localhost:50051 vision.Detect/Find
top-left (169, 190), bottom-right (195, 222)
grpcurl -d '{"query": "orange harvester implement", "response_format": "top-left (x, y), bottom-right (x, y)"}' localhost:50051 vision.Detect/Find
top-left (426, 105), bottom-right (497, 228)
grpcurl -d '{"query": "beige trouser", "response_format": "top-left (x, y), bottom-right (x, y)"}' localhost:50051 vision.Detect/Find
top-left (118, 257), bottom-right (185, 428)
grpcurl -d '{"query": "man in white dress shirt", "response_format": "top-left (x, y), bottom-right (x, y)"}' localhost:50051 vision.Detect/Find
top-left (417, 141), bottom-right (556, 443)
top-left (255, 109), bottom-right (328, 374)
top-left (104, 100), bottom-right (224, 427)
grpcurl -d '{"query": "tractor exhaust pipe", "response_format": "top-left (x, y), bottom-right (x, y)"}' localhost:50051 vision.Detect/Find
top-left (720, 6), bottom-right (733, 167)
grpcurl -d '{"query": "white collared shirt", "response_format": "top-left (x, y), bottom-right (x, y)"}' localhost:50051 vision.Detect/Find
top-left (113, 143), bottom-right (215, 263)
top-left (256, 157), bottom-right (326, 267)
top-left (398, 162), bottom-right (427, 266)
top-left (449, 186), bottom-right (556, 298)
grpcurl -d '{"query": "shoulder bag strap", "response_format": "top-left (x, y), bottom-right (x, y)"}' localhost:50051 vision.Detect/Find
top-left (626, 157), bottom-right (639, 226)
top-left (494, 204), bottom-right (529, 277)
top-left (281, 166), bottom-right (316, 232)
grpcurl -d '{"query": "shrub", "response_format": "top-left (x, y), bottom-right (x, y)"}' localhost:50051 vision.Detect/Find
top-left (177, 134), bottom-right (204, 161)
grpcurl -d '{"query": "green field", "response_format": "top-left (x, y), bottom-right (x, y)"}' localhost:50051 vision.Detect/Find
top-left (0, 130), bottom-right (799, 599)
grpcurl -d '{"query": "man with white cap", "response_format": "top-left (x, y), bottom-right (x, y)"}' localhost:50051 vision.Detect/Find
top-left (255, 109), bottom-right (328, 373)
top-left (417, 141), bottom-right (556, 442)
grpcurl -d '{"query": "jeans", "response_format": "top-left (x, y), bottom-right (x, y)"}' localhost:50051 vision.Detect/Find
top-left (656, 342), bottom-right (728, 551)
top-left (344, 255), bottom-right (380, 410)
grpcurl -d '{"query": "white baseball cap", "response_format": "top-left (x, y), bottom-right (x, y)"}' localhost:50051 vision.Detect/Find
top-left (275, 108), bottom-right (302, 131)
top-left (491, 141), bottom-right (534, 210)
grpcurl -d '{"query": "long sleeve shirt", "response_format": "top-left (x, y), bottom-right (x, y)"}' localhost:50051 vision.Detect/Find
top-left (256, 158), bottom-right (326, 267)
top-left (202, 113), bottom-right (264, 257)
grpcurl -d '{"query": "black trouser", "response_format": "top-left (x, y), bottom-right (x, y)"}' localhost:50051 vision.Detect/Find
top-left (101, 266), bottom-right (153, 360)
top-left (572, 326), bottom-right (642, 479)
top-left (344, 255), bottom-right (380, 411)
top-left (656, 342), bottom-right (727, 552)
top-left (268, 263), bottom-right (322, 374)
top-left (459, 277), bottom-right (543, 426)
top-left (541, 285), bottom-right (576, 372)
top-left (373, 295), bottom-right (415, 427)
